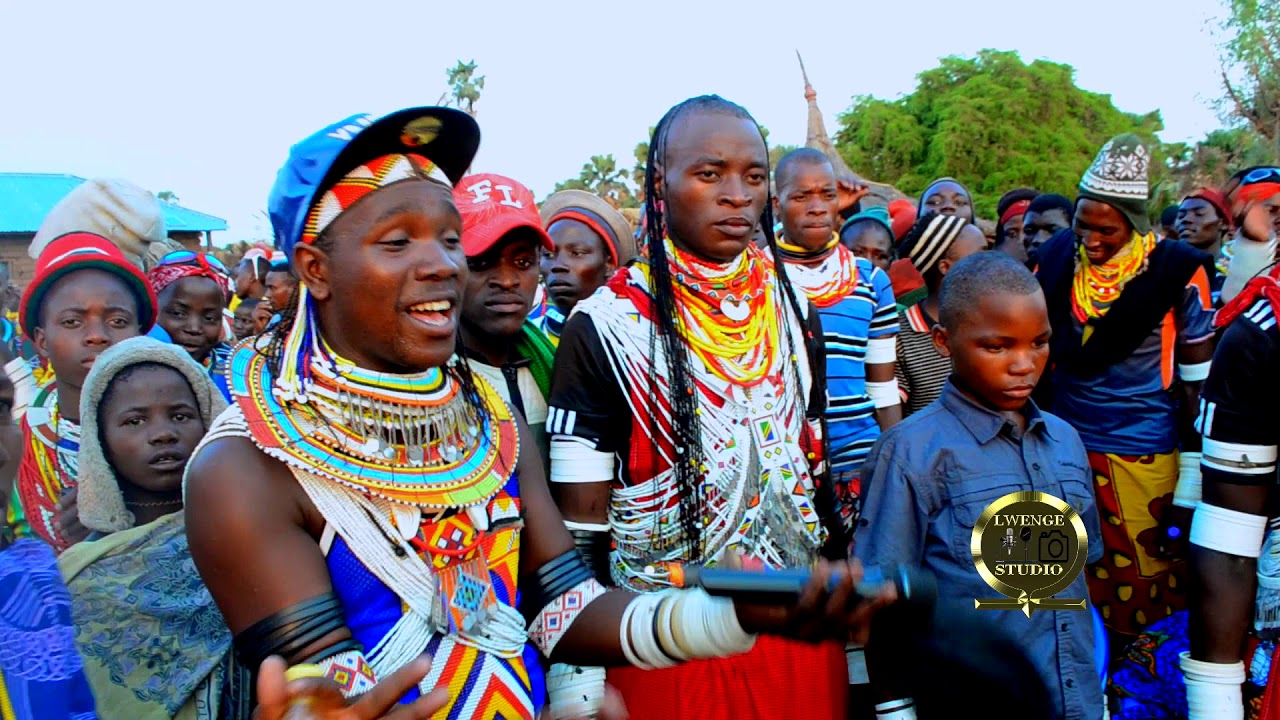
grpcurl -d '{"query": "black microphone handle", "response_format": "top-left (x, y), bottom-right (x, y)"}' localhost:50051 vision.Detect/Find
top-left (680, 564), bottom-right (937, 608)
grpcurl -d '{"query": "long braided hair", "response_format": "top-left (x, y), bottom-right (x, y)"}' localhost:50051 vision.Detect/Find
top-left (260, 181), bottom-right (490, 418)
top-left (642, 95), bottom-right (838, 561)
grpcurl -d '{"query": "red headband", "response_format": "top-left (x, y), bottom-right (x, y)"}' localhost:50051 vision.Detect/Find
top-left (547, 209), bottom-right (620, 264)
top-left (1000, 199), bottom-right (1032, 228)
top-left (1233, 181), bottom-right (1280, 210)
top-left (148, 261), bottom-right (233, 299)
top-left (1187, 187), bottom-right (1233, 230)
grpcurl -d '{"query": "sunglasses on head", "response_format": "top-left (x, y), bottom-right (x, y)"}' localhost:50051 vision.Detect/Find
top-left (1242, 167), bottom-right (1280, 185)
top-left (158, 250), bottom-right (230, 276)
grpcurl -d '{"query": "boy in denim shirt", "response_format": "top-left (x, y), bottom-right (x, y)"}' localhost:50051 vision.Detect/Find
top-left (855, 252), bottom-right (1104, 720)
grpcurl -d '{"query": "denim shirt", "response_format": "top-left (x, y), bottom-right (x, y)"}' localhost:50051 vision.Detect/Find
top-left (854, 380), bottom-right (1104, 720)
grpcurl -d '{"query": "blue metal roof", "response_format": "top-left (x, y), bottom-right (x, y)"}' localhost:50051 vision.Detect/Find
top-left (0, 173), bottom-right (227, 234)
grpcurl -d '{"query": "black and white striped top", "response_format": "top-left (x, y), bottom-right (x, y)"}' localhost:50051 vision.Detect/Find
top-left (894, 304), bottom-right (952, 417)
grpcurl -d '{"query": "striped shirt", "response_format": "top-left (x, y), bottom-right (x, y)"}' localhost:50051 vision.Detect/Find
top-left (895, 303), bottom-right (951, 416)
top-left (818, 258), bottom-right (898, 480)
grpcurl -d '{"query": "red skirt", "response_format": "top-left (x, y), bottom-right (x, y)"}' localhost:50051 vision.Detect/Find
top-left (606, 636), bottom-right (847, 720)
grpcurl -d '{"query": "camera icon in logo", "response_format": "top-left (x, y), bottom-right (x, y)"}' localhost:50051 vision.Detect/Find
top-left (1039, 529), bottom-right (1069, 562)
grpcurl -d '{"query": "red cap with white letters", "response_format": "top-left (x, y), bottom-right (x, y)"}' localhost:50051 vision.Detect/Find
top-left (453, 174), bottom-right (554, 257)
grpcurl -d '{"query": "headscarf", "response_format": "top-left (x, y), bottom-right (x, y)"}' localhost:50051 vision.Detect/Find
top-left (147, 251), bottom-right (234, 301)
top-left (1077, 134), bottom-right (1152, 234)
top-left (997, 188), bottom-right (1039, 231)
top-left (898, 213), bottom-right (969, 275)
top-left (75, 336), bottom-right (227, 533)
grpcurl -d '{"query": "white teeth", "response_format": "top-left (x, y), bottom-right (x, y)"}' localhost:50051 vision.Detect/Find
top-left (408, 300), bottom-right (451, 313)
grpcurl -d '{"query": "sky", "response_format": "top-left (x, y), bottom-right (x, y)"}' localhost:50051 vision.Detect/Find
top-left (0, 0), bottom-right (1235, 246)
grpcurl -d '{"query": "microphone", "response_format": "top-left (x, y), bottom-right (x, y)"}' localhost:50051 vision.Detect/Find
top-left (665, 563), bottom-right (937, 608)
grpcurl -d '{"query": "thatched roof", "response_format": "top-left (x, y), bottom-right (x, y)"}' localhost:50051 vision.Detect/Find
top-left (798, 52), bottom-right (907, 208)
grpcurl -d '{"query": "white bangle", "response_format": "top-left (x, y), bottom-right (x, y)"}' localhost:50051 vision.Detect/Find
top-left (1190, 503), bottom-right (1268, 557)
top-left (866, 380), bottom-right (900, 409)
top-left (1174, 452), bottom-right (1202, 509)
top-left (546, 664), bottom-right (606, 720)
top-left (866, 336), bottom-right (897, 364)
top-left (1179, 361), bottom-right (1211, 382)
top-left (550, 436), bottom-right (616, 484)
top-left (1181, 653), bottom-right (1244, 720)
top-left (875, 698), bottom-right (917, 719)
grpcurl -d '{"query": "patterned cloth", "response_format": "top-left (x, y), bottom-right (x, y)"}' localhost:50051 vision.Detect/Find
top-left (0, 539), bottom-right (98, 720)
top-left (1086, 451), bottom-right (1186, 657)
top-left (302, 154), bottom-right (444, 245)
top-left (535, 305), bottom-right (566, 346)
top-left (146, 257), bottom-right (232, 299)
top-left (9, 384), bottom-right (79, 551)
top-left (57, 512), bottom-right (250, 720)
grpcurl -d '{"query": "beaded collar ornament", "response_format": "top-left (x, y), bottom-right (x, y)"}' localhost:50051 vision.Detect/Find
top-left (230, 333), bottom-right (516, 510)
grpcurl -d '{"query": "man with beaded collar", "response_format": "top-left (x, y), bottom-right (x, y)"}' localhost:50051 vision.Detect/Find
top-left (547, 96), bottom-right (853, 719)
top-left (183, 106), bottom-right (894, 720)
top-left (1034, 134), bottom-right (1216, 657)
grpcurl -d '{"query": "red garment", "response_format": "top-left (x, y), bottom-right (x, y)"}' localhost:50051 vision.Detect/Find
top-left (1216, 262), bottom-right (1280, 329)
top-left (607, 636), bottom-right (847, 720)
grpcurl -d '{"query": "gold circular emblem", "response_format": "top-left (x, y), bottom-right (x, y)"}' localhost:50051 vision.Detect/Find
top-left (971, 491), bottom-right (1088, 608)
top-left (401, 116), bottom-right (443, 148)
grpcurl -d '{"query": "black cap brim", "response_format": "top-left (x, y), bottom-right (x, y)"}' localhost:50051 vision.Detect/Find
top-left (316, 106), bottom-right (480, 201)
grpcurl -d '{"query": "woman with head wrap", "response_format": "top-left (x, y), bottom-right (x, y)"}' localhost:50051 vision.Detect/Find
top-left (538, 190), bottom-right (638, 345)
top-left (918, 177), bottom-right (975, 223)
top-left (993, 188), bottom-right (1039, 263)
top-left (893, 212), bottom-right (987, 415)
top-left (147, 251), bottom-right (235, 401)
top-left (1176, 188), bottom-right (1233, 305)
top-left (56, 336), bottom-right (252, 719)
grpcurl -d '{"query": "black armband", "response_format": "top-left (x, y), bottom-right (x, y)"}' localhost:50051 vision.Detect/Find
top-left (569, 527), bottom-right (612, 585)
top-left (521, 549), bottom-right (594, 624)
top-left (233, 593), bottom-right (356, 668)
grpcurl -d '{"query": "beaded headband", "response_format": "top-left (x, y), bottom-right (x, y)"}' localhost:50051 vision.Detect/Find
top-left (300, 153), bottom-right (450, 246)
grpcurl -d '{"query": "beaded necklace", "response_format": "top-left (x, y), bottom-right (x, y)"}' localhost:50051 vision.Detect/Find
top-left (664, 239), bottom-right (780, 387)
top-left (230, 335), bottom-right (515, 510)
top-left (16, 384), bottom-right (80, 550)
top-left (1071, 231), bottom-right (1158, 323)
top-left (775, 240), bottom-right (861, 309)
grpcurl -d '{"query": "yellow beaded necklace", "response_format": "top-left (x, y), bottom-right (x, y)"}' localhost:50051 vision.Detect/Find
top-left (1072, 231), bottom-right (1158, 323)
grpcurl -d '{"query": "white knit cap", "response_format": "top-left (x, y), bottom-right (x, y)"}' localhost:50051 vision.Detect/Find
top-left (76, 336), bottom-right (228, 532)
top-left (29, 178), bottom-right (167, 268)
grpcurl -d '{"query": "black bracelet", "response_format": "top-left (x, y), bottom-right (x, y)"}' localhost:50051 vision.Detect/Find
top-left (569, 528), bottom-right (612, 584)
top-left (233, 593), bottom-right (355, 668)
top-left (521, 550), bottom-right (594, 623)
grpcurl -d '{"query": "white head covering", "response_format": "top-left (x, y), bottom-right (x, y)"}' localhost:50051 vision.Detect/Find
top-left (30, 178), bottom-right (169, 269)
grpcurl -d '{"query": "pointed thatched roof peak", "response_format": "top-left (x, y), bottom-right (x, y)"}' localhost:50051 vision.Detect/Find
top-left (797, 52), bottom-right (907, 207)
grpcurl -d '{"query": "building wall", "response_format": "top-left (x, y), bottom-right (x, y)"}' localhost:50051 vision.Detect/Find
top-left (0, 234), bottom-right (36, 287)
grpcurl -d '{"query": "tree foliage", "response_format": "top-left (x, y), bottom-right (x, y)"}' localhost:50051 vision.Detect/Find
top-left (833, 50), bottom-right (1166, 218)
top-left (156, 190), bottom-right (179, 204)
top-left (441, 60), bottom-right (484, 116)
top-left (1220, 0), bottom-right (1280, 151)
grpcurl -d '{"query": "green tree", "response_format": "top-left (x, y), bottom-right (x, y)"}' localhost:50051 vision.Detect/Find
top-left (553, 154), bottom-right (638, 209)
top-left (833, 50), bottom-right (1167, 219)
top-left (1159, 126), bottom-right (1273, 207)
top-left (156, 190), bottom-right (179, 204)
top-left (1219, 0), bottom-right (1280, 153)
top-left (441, 60), bottom-right (484, 116)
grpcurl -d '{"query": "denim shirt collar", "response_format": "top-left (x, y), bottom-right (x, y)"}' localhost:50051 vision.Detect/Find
top-left (938, 379), bottom-right (1053, 444)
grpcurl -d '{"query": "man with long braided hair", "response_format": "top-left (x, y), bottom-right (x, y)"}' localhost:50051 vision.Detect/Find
top-left (547, 95), bottom-right (848, 719)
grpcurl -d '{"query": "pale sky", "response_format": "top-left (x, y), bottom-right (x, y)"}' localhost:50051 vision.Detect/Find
top-left (0, 0), bottom-right (1233, 245)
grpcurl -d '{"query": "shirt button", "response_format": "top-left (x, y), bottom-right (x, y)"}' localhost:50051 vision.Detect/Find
top-left (1061, 623), bottom-right (1068, 631)
top-left (1065, 679), bottom-right (1074, 688)
top-left (1033, 463), bottom-right (1041, 471)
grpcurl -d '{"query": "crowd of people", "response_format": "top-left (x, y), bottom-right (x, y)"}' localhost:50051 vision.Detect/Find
top-left (1, 94), bottom-right (1279, 720)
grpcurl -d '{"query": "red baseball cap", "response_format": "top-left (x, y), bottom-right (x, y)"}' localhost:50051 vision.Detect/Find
top-left (20, 232), bottom-right (158, 337)
top-left (454, 174), bottom-right (553, 258)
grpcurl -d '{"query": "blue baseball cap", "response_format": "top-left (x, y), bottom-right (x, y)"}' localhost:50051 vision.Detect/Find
top-left (267, 107), bottom-right (481, 260)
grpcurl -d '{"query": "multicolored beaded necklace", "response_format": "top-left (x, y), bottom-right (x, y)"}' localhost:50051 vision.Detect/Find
top-left (773, 235), bottom-right (860, 309)
top-left (1072, 231), bottom-right (1158, 323)
top-left (16, 384), bottom-right (80, 550)
top-left (231, 326), bottom-right (515, 511)
top-left (665, 238), bottom-right (780, 387)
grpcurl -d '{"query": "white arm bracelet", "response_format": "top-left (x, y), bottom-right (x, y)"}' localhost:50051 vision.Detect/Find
top-left (1181, 653), bottom-right (1244, 720)
top-left (620, 588), bottom-right (756, 670)
top-left (1174, 452), bottom-right (1202, 509)
top-left (1190, 503), bottom-right (1268, 557)
top-left (4, 356), bottom-right (34, 419)
top-left (546, 664), bottom-right (606, 720)
top-left (866, 336), bottom-right (897, 365)
top-left (866, 379), bottom-right (901, 409)
top-left (550, 436), bottom-right (616, 484)
top-left (1179, 361), bottom-right (1211, 382)
top-left (875, 698), bottom-right (917, 719)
